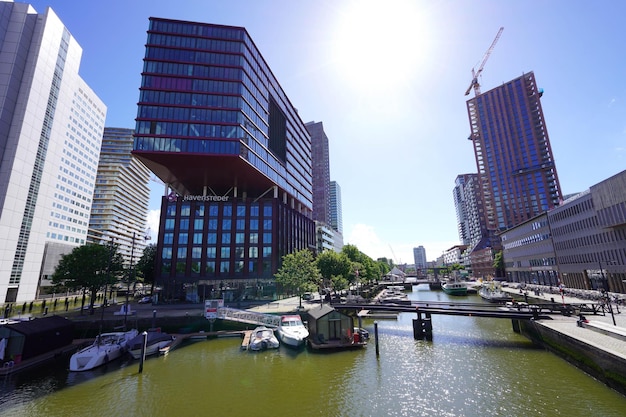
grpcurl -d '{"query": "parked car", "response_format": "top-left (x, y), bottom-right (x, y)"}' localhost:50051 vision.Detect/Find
top-left (138, 296), bottom-right (152, 304)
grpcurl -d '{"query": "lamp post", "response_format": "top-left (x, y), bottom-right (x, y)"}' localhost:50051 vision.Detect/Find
top-left (100, 237), bottom-right (115, 334)
top-left (124, 231), bottom-right (136, 330)
top-left (599, 260), bottom-right (616, 326)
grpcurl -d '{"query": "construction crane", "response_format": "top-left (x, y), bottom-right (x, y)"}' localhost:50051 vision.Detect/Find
top-left (464, 26), bottom-right (504, 96)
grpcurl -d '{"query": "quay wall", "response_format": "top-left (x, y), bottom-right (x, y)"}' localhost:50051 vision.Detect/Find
top-left (518, 320), bottom-right (626, 396)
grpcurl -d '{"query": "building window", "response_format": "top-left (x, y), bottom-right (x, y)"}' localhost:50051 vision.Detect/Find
top-left (194, 219), bottom-right (203, 230)
top-left (206, 261), bottom-right (215, 273)
top-left (163, 233), bottom-right (174, 244)
top-left (222, 233), bottom-right (231, 244)
top-left (221, 247), bottom-right (231, 258)
top-left (178, 233), bottom-right (188, 245)
top-left (207, 233), bottom-right (217, 244)
top-left (206, 247), bottom-right (216, 258)
top-left (165, 219), bottom-right (175, 230)
top-left (177, 247), bottom-right (187, 258)
top-left (235, 233), bottom-right (245, 244)
top-left (250, 233), bottom-right (258, 244)
top-left (193, 233), bottom-right (203, 244)
top-left (220, 261), bottom-right (229, 273)
top-left (181, 203), bottom-right (190, 216)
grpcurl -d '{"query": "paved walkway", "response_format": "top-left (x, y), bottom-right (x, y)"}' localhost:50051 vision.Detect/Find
top-left (501, 285), bottom-right (626, 359)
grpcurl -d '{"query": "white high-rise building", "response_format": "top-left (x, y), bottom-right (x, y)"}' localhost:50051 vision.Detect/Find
top-left (329, 180), bottom-right (343, 251)
top-left (0, 2), bottom-right (106, 302)
top-left (413, 246), bottom-right (427, 271)
top-left (88, 128), bottom-right (150, 268)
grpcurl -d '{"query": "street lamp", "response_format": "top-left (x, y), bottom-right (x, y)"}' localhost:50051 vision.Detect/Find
top-left (599, 260), bottom-right (616, 326)
top-left (100, 237), bottom-right (115, 334)
top-left (125, 231), bottom-right (136, 330)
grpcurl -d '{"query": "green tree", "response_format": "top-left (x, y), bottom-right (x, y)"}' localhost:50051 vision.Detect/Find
top-left (316, 250), bottom-right (352, 289)
top-left (51, 243), bottom-right (123, 315)
top-left (136, 243), bottom-right (157, 294)
top-left (493, 250), bottom-right (505, 278)
top-left (274, 249), bottom-right (321, 307)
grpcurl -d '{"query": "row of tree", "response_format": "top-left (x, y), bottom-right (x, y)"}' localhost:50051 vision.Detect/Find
top-left (51, 241), bottom-right (390, 311)
top-left (275, 244), bottom-right (393, 300)
top-left (51, 242), bottom-right (156, 314)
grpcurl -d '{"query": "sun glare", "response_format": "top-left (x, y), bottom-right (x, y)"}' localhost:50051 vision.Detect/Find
top-left (332, 0), bottom-right (429, 93)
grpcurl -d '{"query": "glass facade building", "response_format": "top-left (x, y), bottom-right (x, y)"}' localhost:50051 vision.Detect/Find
top-left (132, 18), bottom-right (315, 302)
top-left (467, 72), bottom-right (562, 232)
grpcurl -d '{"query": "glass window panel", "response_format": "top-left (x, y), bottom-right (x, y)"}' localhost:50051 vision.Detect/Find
top-left (206, 247), bottom-right (216, 258)
top-left (222, 233), bottom-right (231, 244)
top-left (178, 233), bottom-right (188, 244)
top-left (206, 261), bottom-right (215, 273)
top-left (207, 233), bottom-right (217, 244)
top-left (235, 233), bottom-right (245, 244)
top-left (177, 247), bottom-right (187, 258)
top-left (192, 247), bottom-right (202, 258)
top-left (221, 247), bottom-right (231, 258)
top-left (220, 261), bottom-right (229, 273)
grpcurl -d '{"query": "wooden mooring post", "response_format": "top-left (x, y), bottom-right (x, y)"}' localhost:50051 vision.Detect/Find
top-left (413, 311), bottom-right (433, 340)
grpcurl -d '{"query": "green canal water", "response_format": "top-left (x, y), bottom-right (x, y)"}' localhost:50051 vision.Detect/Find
top-left (2, 285), bottom-right (626, 417)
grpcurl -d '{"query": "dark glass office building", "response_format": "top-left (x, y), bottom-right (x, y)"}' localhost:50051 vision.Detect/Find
top-left (132, 18), bottom-right (315, 302)
top-left (467, 71), bottom-right (562, 232)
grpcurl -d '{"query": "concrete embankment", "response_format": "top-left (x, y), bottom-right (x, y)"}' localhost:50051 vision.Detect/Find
top-left (518, 318), bottom-right (626, 395)
top-left (502, 285), bottom-right (626, 395)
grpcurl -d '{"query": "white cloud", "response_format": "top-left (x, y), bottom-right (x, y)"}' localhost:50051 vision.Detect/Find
top-left (346, 223), bottom-right (384, 260)
top-left (346, 223), bottom-right (459, 264)
top-left (146, 209), bottom-right (161, 242)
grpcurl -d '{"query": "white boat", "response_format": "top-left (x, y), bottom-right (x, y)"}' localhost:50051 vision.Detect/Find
top-left (276, 315), bottom-right (309, 348)
top-left (248, 326), bottom-right (279, 351)
top-left (479, 283), bottom-right (513, 303)
top-left (442, 280), bottom-right (468, 296)
top-left (127, 330), bottom-right (175, 359)
top-left (69, 329), bottom-right (138, 372)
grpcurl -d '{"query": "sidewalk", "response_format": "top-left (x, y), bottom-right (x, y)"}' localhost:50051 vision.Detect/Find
top-left (502, 285), bottom-right (626, 360)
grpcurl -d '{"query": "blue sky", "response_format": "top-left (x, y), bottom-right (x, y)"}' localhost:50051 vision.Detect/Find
top-left (25, 0), bottom-right (626, 263)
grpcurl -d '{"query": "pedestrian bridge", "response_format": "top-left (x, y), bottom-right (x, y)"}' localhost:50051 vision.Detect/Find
top-left (215, 307), bottom-right (281, 328)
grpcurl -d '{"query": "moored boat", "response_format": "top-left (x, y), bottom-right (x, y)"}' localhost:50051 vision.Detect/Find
top-left (127, 330), bottom-right (175, 359)
top-left (442, 280), bottom-right (468, 296)
top-left (276, 315), bottom-right (309, 348)
top-left (248, 326), bottom-right (280, 351)
top-left (479, 283), bottom-right (513, 303)
top-left (69, 329), bottom-right (138, 372)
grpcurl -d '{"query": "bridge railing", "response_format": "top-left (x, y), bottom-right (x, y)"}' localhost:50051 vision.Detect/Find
top-left (217, 307), bottom-right (281, 328)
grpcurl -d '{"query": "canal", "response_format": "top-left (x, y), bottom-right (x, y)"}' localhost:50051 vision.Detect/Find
top-left (1, 284), bottom-right (626, 416)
